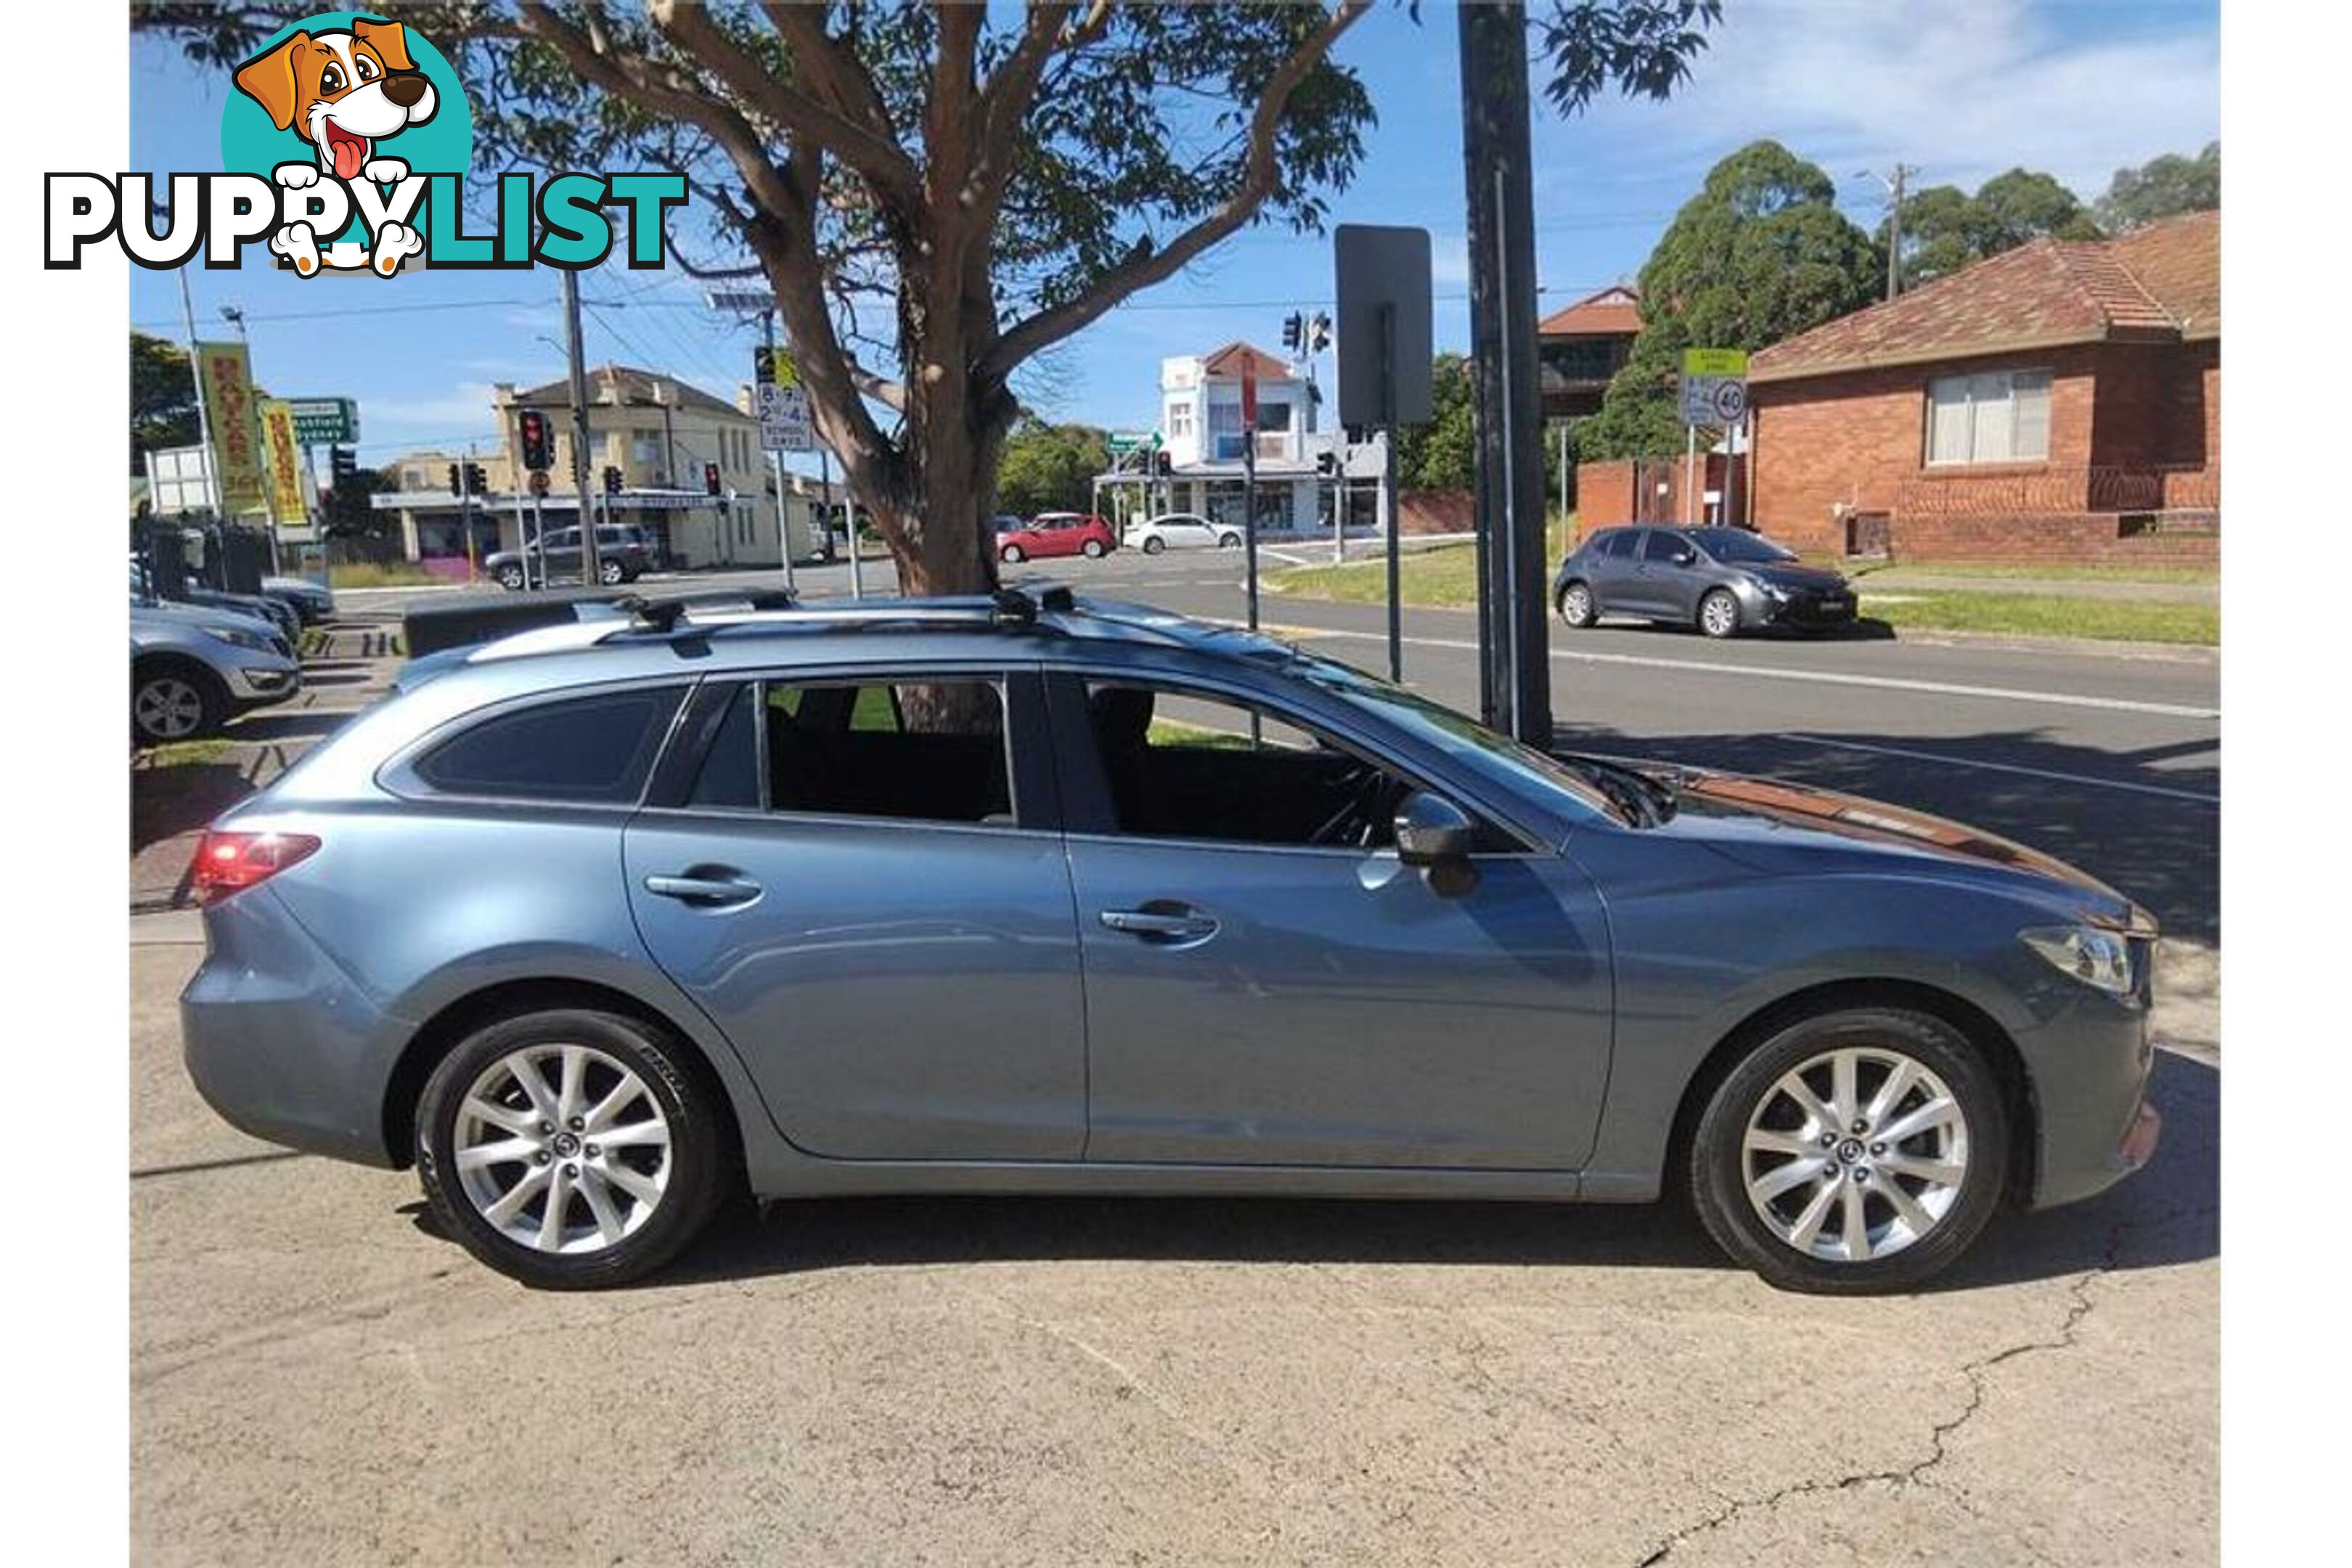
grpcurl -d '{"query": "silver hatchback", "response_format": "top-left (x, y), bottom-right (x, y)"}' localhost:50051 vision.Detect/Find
top-left (182, 592), bottom-right (2158, 1292)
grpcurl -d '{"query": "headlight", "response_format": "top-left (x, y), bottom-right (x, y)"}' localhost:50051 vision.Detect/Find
top-left (203, 624), bottom-right (273, 653)
top-left (1757, 580), bottom-right (1789, 601)
top-left (2020, 926), bottom-right (2136, 997)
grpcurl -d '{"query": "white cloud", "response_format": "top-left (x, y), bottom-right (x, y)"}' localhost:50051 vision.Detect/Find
top-left (1567, 0), bottom-right (2218, 200)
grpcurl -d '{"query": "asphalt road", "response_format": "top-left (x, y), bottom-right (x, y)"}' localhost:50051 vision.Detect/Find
top-left (136, 556), bottom-right (2221, 1563)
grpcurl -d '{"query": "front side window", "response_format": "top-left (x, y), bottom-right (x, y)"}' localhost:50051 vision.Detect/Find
top-left (415, 686), bottom-right (685, 803)
top-left (1642, 529), bottom-right (1690, 563)
top-left (1925, 369), bottom-right (2051, 465)
top-left (1082, 681), bottom-right (1439, 850)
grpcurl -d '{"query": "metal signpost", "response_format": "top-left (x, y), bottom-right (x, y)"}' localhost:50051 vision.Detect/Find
top-left (754, 344), bottom-right (817, 592)
top-left (1334, 224), bottom-right (1434, 683)
top-left (1680, 348), bottom-right (1749, 526)
top-left (1241, 359), bottom-right (1259, 637)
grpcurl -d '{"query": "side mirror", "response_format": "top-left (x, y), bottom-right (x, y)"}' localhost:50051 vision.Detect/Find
top-left (1395, 791), bottom-right (1475, 867)
top-left (1674, 550), bottom-right (1698, 566)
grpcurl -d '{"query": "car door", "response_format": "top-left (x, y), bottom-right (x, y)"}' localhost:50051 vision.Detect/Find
top-left (1044, 670), bottom-right (1614, 1170)
top-left (624, 669), bottom-right (1090, 1161)
top-left (1584, 529), bottom-right (1636, 613)
top-left (541, 526), bottom-right (581, 579)
top-left (1638, 528), bottom-right (1702, 620)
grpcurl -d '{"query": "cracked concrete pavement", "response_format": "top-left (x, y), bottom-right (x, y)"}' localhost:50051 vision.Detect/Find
top-left (131, 936), bottom-right (2216, 1567)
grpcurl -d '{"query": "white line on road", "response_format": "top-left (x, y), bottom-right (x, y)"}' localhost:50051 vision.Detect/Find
top-left (1279, 626), bottom-right (2218, 720)
top-left (1779, 733), bottom-right (2220, 804)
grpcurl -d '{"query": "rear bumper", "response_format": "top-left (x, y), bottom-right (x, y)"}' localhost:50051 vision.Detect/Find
top-left (179, 886), bottom-right (404, 1168)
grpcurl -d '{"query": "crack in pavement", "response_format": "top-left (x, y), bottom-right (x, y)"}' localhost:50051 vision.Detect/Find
top-left (1630, 1225), bottom-right (2126, 1568)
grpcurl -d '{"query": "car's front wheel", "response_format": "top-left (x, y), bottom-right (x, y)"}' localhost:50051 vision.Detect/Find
top-left (1217, 531), bottom-right (1242, 549)
top-left (1688, 1007), bottom-right (2009, 1294)
top-left (599, 559), bottom-right (628, 586)
top-left (497, 564), bottom-right (526, 591)
top-left (416, 1008), bottom-right (732, 1289)
top-left (1557, 579), bottom-right (1597, 628)
top-left (131, 658), bottom-right (224, 746)
top-left (1000, 543), bottom-right (1026, 563)
top-left (1699, 588), bottom-right (1741, 639)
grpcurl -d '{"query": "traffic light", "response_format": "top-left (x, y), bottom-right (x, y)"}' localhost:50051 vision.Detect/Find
top-left (1154, 450), bottom-right (1172, 477)
top-left (1309, 311), bottom-right (1331, 354)
top-left (465, 462), bottom-right (489, 495)
top-left (517, 408), bottom-right (552, 471)
top-left (330, 445), bottom-right (357, 486)
top-left (1281, 311), bottom-right (1302, 351)
top-left (603, 466), bottom-right (622, 496)
top-left (703, 461), bottom-right (722, 496)
top-left (446, 462), bottom-right (460, 494)
top-left (1317, 450), bottom-right (1336, 478)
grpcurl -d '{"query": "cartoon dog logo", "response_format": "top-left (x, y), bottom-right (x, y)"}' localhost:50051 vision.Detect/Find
top-left (234, 17), bottom-right (437, 276)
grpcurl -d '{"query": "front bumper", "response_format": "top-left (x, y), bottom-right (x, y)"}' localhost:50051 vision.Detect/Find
top-left (2022, 982), bottom-right (2162, 1211)
top-left (1755, 587), bottom-right (1858, 629)
top-left (228, 662), bottom-right (302, 705)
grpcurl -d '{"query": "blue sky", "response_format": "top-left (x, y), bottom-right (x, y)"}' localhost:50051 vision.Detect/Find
top-left (128, 0), bottom-right (2218, 476)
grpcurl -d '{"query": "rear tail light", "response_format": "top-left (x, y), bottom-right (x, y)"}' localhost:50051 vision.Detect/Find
top-left (190, 830), bottom-right (321, 904)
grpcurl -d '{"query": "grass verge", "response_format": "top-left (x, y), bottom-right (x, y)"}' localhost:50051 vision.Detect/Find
top-left (328, 561), bottom-right (447, 589)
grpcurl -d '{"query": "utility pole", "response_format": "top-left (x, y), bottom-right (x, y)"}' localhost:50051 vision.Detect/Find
top-left (174, 263), bottom-right (217, 517)
top-left (560, 269), bottom-right (605, 587)
top-left (1457, 0), bottom-right (1551, 748)
top-left (1861, 163), bottom-right (1920, 301)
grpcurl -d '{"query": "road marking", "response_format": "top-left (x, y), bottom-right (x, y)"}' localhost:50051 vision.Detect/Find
top-left (1275, 626), bottom-right (2219, 720)
top-left (1779, 734), bottom-right (2220, 804)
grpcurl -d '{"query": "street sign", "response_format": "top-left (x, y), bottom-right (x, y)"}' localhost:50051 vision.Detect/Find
top-left (285, 396), bottom-right (358, 446)
top-left (1106, 430), bottom-right (1153, 454)
top-left (1680, 347), bottom-right (1749, 428)
top-left (1333, 224), bottom-right (1434, 428)
top-left (754, 348), bottom-right (814, 452)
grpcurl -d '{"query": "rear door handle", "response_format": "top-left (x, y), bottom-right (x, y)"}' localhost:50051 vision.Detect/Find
top-left (1100, 907), bottom-right (1219, 943)
top-left (644, 871), bottom-right (762, 907)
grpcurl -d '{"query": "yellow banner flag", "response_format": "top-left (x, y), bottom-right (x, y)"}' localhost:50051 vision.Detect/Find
top-left (258, 400), bottom-right (307, 528)
top-left (195, 340), bottom-right (269, 518)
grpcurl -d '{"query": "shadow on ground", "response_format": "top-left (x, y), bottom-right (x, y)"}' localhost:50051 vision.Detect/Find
top-left (417, 1053), bottom-right (2208, 1295)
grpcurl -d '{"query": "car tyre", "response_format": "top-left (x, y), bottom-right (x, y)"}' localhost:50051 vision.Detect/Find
top-left (131, 658), bottom-right (226, 746)
top-left (497, 564), bottom-right (526, 591)
top-left (1688, 1006), bottom-right (2009, 1295)
top-left (416, 1007), bottom-right (733, 1290)
top-left (1699, 588), bottom-right (1741, 639)
top-left (1218, 531), bottom-right (1242, 549)
top-left (1001, 544), bottom-right (1026, 563)
top-left (1557, 579), bottom-right (1597, 629)
top-left (1141, 535), bottom-right (1166, 555)
top-left (599, 559), bottom-right (628, 586)
top-left (1081, 539), bottom-right (1106, 559)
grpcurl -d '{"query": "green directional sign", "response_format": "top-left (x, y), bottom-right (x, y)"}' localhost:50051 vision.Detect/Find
top-left (285, 396), bottom-right (357, 446)
top-left (1105, 430), bottom-right (1152, 454)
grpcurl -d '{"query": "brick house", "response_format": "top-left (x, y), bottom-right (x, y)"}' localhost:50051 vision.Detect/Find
top-left (1538, 285), bottom-right (1641, 421)
top-left (1747, 210), bottom-right (2217, 564)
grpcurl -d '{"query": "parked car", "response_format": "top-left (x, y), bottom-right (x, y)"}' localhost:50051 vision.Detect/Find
top-left (999, 511), bottom-right (1117, 563)
top-left (1124, 513), bottom-right (1242, 554)
top-left (486, 525), bottom-right (652, 590)
top-left (1554, 526), bottom-right (1856, 639)
top-left (261, 575), bottom-right (337, 626)
top-left (131, 560), bottom-right (301, 643)
top-left (131, 598), bottom-right (301, 744)
top-left (181, 590), bottom-right (2157, 1294)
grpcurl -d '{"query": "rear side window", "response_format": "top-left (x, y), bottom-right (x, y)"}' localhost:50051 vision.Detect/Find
top-left (415, 687), bottom-right (684, 803)
top-left (1602, 531), bottom-right (1638, 559)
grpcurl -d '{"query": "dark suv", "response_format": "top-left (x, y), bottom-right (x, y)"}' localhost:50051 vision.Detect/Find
top-left (488, 524), bottom-right (652, 589)
top-left (1556, 526), bottom-right (1855, 638)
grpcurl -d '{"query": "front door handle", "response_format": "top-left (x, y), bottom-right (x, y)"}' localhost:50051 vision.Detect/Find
top-left (1100, 907), bottom-right (1219, 944)
top-left (644, 871), bottom-right (762, 907)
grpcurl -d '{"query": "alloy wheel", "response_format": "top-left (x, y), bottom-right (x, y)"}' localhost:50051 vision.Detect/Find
top-left (1741, 1045), bottom-right (1969, 1264)
top-left (134, 677), bottom-right (205, 741)
top-left (452, 1042), bottom-right (674, 1254)
top-left (1561, 583), bottom-right (1594, 626)
top-left (600, 560), bottom-right (626, 585)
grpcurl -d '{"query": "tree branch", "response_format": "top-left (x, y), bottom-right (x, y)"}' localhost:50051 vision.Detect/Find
top-left (979, 0), bottom-right (1369, 381)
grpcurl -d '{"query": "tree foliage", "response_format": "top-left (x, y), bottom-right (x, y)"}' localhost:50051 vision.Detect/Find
top-left (139, 1), bottom-right (1723, 593)
top-left (1580, 140), bottom-right (1879, 461)
top-left (994, 418), bottom-right (1110, 517)
top-left (2096, 142), bottom-right (2220, 232)
top-left (131, 331), bottom-right (199, 475)
top-left (1394, 354), bottom-right (1477, 492)
top-left (1887, 167), bottom-right (2098, 288)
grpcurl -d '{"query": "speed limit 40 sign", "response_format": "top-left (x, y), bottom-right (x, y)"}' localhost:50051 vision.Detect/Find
top-left (1680, 347), bottom-right (1749, 428)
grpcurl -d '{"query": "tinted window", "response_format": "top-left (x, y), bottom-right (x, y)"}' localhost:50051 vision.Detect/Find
top-left (764, 678), bottom-right (1011, 825)
top-left (1601, 531), bottom-right (1638, 560)
top-left (1642, 531), bottom-right (1690, 563)
top-left (686, 686), bottom-right (761, 809)
top-left (1691, 528), bottom-right (1796, 565)
top-left (417, 687), bottom-right (683, 802)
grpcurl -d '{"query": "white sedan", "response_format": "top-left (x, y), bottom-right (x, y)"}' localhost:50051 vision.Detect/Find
top-left (1124, 513), bottom-right (1244, 554)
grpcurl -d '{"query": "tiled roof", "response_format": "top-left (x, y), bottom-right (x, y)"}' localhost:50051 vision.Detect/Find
top-left (1751, 209), bottom-right (2218, 383)
top-left (1539, 285), bottom-right (1641, 337)
top-left (1201, 341), bottom-right (1296, 380)
top-left (510, 364), bottom-right (748, 417)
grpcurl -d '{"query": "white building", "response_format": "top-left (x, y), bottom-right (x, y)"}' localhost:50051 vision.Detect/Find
top-left (1119, 341), bottom-right (1386, 535)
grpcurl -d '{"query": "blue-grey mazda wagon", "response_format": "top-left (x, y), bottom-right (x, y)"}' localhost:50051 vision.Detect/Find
top-left (181, 590), bottom-right (2160, 1293)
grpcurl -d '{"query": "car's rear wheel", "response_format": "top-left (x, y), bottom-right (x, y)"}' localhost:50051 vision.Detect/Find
top-left (1082, 539), bottom-right (1106, 559)
top-left (1000, 543), bottom-right (1026, 563)
top-left (1142, 535), bottom-right (1166, 555)
top-left (1699, 588), bottom-right (1741, 639)
top-left (131, 658), bottom-right (225, 746)
top-left (1558, 579), bottom-right (1597, 628)
top-left (1689, 1007), bottom-right (2008, 1294)
top-left (416, 1008), bottom-right (731, 1289)
top-left (497, 563), bottom-right (526, 591)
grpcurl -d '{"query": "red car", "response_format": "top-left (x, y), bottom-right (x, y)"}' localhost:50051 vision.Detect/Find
top-left (996, 512), bottom-right (1116, 563)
